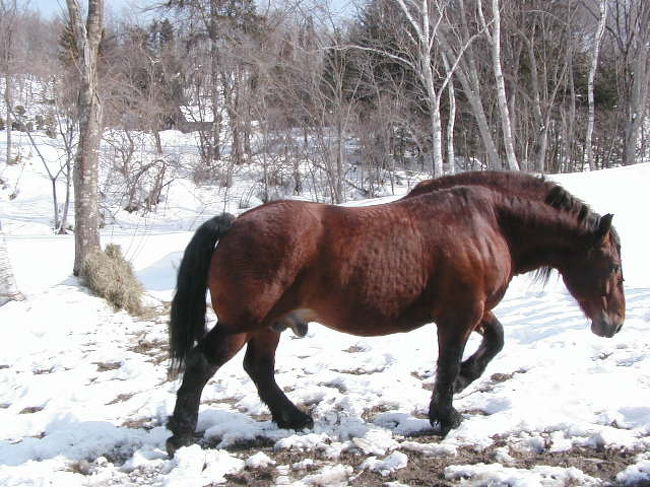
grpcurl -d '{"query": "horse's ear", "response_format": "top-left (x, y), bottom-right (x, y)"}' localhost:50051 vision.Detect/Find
top-left (595, 213), bottom-right (614, 242)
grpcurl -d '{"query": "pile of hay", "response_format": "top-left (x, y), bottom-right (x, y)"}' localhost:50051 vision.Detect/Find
top-left (82, 244), bottom-right (143, 316)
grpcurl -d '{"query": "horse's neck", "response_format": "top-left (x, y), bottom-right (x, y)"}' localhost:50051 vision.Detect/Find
top-left (496, 196), bottom-right (591, 275)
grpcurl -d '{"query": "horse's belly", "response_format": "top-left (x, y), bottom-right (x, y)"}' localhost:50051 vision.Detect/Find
top-left (296, 296), bottom-right (432, 337)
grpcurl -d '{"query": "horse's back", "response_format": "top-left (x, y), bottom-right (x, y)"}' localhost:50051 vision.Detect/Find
top-left (408, 171), bottom-right (551, 200)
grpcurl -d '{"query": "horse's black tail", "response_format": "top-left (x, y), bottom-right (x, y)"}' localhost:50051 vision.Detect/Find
top-left (169, 213), bottom-right (236, 373)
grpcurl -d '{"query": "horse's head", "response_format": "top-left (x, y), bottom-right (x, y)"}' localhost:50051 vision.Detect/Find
top-left (560, 214), bottom-right (625, 338)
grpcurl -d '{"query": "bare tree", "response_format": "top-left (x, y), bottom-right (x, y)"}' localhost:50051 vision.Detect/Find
top-left (437, 0), bottom-right (501, 169)
top-left (0, 0), bottom-right (17, 165)
top-left (352, 0), bottom-right (486, 176)
top-left (509, 1), bottom-right (576, 172)
top-left (585, 0), bottom-right (607, 170)
top-left (478, 0), bottom-right (519, 171)
top-left (11, 104), bottom-right (72, 232)
top-left (442, 52), bottom-right (456, 173)
top-left (66, 0), bottom-right (104, 276)
top-left (605, 0), bottom-right (650, 166)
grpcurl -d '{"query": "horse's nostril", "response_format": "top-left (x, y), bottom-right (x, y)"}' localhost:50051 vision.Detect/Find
top-left (615, 323), bottom-right (623, 334)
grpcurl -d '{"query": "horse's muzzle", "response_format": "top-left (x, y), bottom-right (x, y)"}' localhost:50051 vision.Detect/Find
top-left (590, 317), bottom-right (623, 338)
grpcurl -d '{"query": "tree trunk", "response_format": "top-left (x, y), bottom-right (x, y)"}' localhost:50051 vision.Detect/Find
top-left (622, 4), bottom-right (650, 166)
top-left (67, 0), bottom-right (104, 276)
top-left (209, 0), bottom-right (221, 163)
top-left (2, 0), bottom-right (15, 166)
top-left (585, 0), bottom-right (607, 171)
top-left (443, 54), bottom-right (457, 174)
top-left (623, 49), bottom-right (650, 165)
top-left (440, 39), bottom-right (500, 169)
top-left (526, 29), bottom-right (546, 172)
top-left (0, 220), bottom-right (23, 306)
top-left (480, 0), bottom-right (519, 171)
top-left (439, 0), bottom-right (501, 169)
top-left (4, 78), bottom-right (11, 165)
top-left (59, 158), bottom-right (72, 234)
top-left (422, 49), bottom-right (444, 176)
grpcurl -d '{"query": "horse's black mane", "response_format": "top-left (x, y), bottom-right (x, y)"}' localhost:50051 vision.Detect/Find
top-left (545, 181), bottom-right (620, 243)
top-left (544, 184), bottom-right (599, 231)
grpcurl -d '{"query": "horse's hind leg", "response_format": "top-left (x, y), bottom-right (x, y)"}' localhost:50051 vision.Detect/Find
top-left (167, 324), bottom-right (248, 456)
top-left (244, 328), bottom-right (313, 430)
top-left (453, 312), bottom-right (504, 393)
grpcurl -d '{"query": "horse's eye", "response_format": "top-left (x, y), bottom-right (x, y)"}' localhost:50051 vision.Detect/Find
top-left (610, 264), bottom-right (620, 274)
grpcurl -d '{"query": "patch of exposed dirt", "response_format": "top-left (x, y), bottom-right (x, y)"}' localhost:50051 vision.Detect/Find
top-left (94, 361), bottom-right (122, 372)
top-left (476, 368), bottom-right (528, 393)
top-left (201, 436), bottom-right (276, 452)
top-left (383, 444), bottom-right (647, 487)
top-left (107, 393), bottom-right (134, 405)
top-left (224, 468), bottom-right (275, 486)
top-left (19, 406), bottom-right (44, 414)
top-left (361, 404), bottom-right (396, 422)
top-left (207, 431), bottom-right (649, 487)
top-left (331, 367), bottom-right (384, 375)
top-left (122, 417), bottom-right (158, 430)
top-left (129, 337), bottom-right (169, 365)
top-left (33, 367), bottom-right (54, 375)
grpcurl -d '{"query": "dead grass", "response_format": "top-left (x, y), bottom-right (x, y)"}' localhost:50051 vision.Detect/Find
top-left (82, 244), bottom-right (144, 316)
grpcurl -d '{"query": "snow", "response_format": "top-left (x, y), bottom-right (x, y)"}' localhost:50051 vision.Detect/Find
top-left (360, 451), bottom-right (408, 476)
top-left (616, 453), bottom-right (650, 486)
top-left (445, 462), bottom-right (602, 486)
top-left (245, 451), bottom-right (276, 468)
top-left (1, 134), bottom-right (650, 485)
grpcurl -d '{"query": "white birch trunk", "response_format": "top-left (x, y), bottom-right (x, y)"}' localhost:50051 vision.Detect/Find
top-left (437, 11), bottom-right (501, 169)
top-left (481, 0), bottom-right (519, 171)
top-left (422, 51), bottom-right (444, 176)
top-left (393, 0), bottom-right (445, 176)
top-left (443, 54), bottom-right (457, 174)
top-left (585, 0), bottom-right (607, 171)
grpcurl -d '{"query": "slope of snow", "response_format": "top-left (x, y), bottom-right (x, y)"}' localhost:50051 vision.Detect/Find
top-left (1, 142), bottom-right (649, 485)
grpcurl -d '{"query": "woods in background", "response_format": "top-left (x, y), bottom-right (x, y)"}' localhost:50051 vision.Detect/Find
top-left (1, 0), bottom-right (649, 204)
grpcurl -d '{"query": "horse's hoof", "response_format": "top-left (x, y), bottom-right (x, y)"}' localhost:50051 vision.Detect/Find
top-left (276, 410), bottom-right (314, 430)
top-left (429, 406), bottom-right (463, 436)
top-left (166, 434), bottom-right (194, 458)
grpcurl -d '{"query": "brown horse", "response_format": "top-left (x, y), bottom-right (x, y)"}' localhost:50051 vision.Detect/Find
top-left (166, 178), bottom-right (625, 456)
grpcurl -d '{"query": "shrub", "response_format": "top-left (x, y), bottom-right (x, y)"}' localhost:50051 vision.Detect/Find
top-left (82, 244), bottom-right (143, 315)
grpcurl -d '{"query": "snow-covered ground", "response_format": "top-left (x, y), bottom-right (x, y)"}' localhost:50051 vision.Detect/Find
top-left (1, 145), bottom-right (650, 486)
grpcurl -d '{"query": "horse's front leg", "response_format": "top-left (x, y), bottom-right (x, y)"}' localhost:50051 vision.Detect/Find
top-left (167, 324), bottom-right (248, 456)
top-left (454, 312), bottom-right (504, 393)
top-left (244, 328), bottom-right (313, 430)
top-left (429, 316), bottom-right (476, 436)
